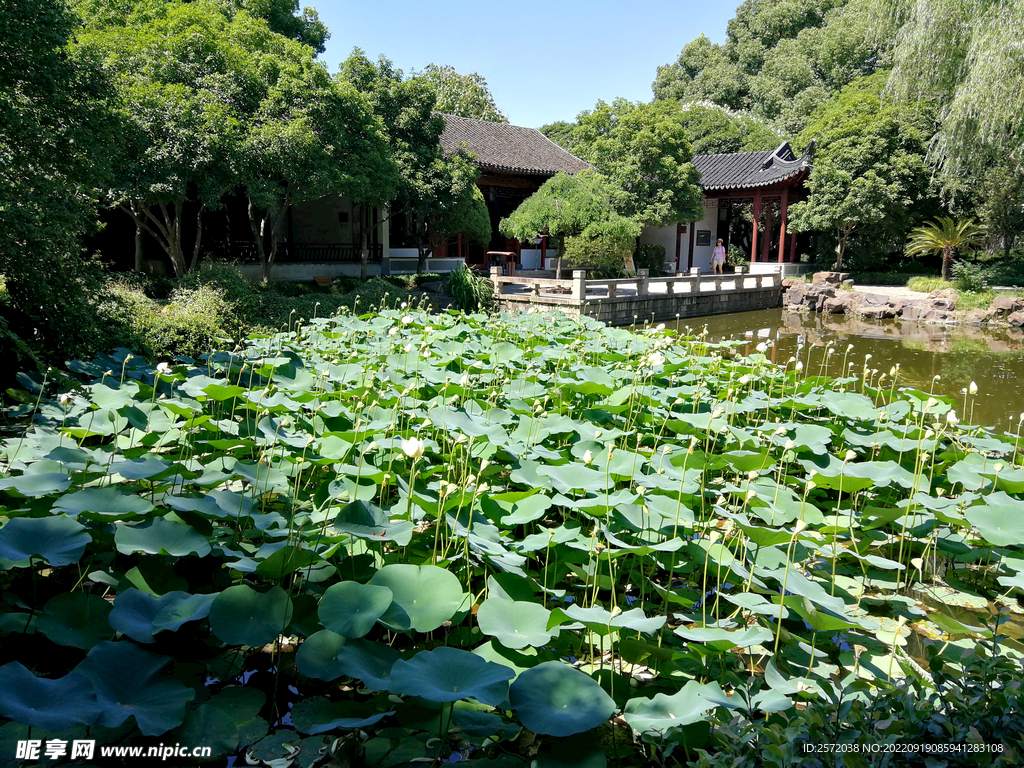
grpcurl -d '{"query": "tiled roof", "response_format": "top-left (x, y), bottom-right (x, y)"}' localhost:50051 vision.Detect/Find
top-left (440, 114), bottom-right (593, 176)
top-left (692, 142), bottom-right (813, 191)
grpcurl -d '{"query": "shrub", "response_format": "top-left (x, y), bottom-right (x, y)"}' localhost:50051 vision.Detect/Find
top-left (446, 266), bottom-right (493, 312)
top-left (634, 243), bottom-right (667, 273)
top-left (564, 229), bottom-right (633, 273)
top-left (906, 276), bottom-right (949, 293)
top-left (953, 261), bottom-right (990, 293)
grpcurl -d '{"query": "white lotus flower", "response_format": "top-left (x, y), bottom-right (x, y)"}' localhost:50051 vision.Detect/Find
top-left (756, 342), bottom-right (768, 353)
top-left (401, 315), bottom-right (413, 325)
top-left (845, 450), bottom-right (856, 462)
top-left (156, 362), bottom-right (172, 375)
top-left (59, 393), bottom-right (72, 406)
top-left (647, 351), bottom-right (666, 367)
top-left (388, 327), bottom-right (398, 336)
top-left (969, 381), bottom-right (978, 395)
top-left (459, 374), bottom-right (469, 387)
top-left (795, 361), bottom-right (804, 371)
top-left (582, 450), bottom-right (594, 465)
top-left (946, 410), bottom-right (958, 425)
top-left (784, 439), bottom-right (796, 450)
top-left (400, 302), bottom-right (408, 309)
top-left (739, 375), bottom-right (750, 385)
top-left (400, 437), bottom-right (425, 459)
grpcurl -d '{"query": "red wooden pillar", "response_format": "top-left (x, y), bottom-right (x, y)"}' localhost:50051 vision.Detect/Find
top-left (789, 232), bottom-right (797, 262)
top-left (762, 201), bottom-right (773, 263)
top-left (751, 190), bottom-right (762, 262)
top-left (777, 186), bottom-right (789, 264)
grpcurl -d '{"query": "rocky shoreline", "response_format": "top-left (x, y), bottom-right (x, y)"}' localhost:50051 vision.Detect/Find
top-left (783, 272), bottom-right (1024, 327)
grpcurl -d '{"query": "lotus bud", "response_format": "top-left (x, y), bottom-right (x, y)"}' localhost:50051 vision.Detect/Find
top-left (795, 361), bottom-right (804, 372)
top-left (969, 381), bottom-right (978, 395)
top-left (594, 430), bottom-right (602, 438)
top-left (845, 450), bottom-right (856, 462)
top-left (784, 439), bottom-right (796, 451)
top-left (156, 362), bottom-right (172, 375)
top-left (747, 470), bottom-right (758, 480)
top-left (946, 410), bottom-right (958, 425)
top-left (608, 446), bottom-right (615, 460)
top-left (401, 315), bottom-right (413, 325)
top-left (662, 445), bottom-right (672, 455)
top-left (889, 366), bottom-right (897, 377)
top-left (636, 485), bottom-right (647, 497)
top-left (794, 520), bottom-right (808, 533)
top-left (864, 354), bottom-right (872, 362)
top-left (388, 327), bottom-right (398, 337)
top-left (746, 489), bottom-right (756, 501)
top-left (59, 393), bottom-right (71, 405)
top-left (400, 302), bottom-right (408, 309)
top-left (647, 351), bottom-right (666, 367)
top-left (400, 437), bottom-right (425, 459)
top-left (583, 450), bottom-right (594, 465)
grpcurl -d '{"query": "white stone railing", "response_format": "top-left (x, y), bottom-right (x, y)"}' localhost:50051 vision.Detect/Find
top-left (490, 267), bottom-right (781, 301)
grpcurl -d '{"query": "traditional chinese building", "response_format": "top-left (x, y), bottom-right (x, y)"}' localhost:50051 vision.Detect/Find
top-left (639, 141), bottom-right (814, 274)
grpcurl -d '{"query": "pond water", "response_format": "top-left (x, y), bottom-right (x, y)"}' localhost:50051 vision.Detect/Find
top-left (664, 309), bottom-right (1024, 433)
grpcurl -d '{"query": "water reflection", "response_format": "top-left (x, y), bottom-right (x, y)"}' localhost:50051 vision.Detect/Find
top-left (664, 309), bottom-right (1024, 433)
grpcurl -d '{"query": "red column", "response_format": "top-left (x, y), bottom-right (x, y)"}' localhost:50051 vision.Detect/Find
top-left (789, 232), bottom-right (797, 262)
top-left (762, 201), bottom-right (773, 263)
top-left (751, 191), bottom-right (762, 262)
top-left (777, 186), bottom-right (789, 264)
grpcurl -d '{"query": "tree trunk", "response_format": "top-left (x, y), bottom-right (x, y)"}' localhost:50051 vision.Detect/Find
top-left (121, 200), bottom-right (192, 278)
top-left (834, 222), bottom-right (851, 272)
top-left (134, 223), bottom-right (143, 272)
top-left (941, 246), bottom-right (953, 281)
top-left (189, 205), bottom-right (205, 273)
top-left (555, 238), bottom-right (565, 280)
top-left (247, 197), bottom-right (289, 283)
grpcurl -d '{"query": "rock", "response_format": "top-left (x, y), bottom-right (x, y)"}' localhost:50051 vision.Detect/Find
top-left (964, 309), bottom-right (989, 325)
top-left (419, 280), bottom-right (446, 295)
top-left (858, 306), bottom-right (889, 319)
top-left (858, 291), bottom-right (890, 306)
top-left (812, 271), bottom-right (849, 285)
top-left (784, 282), bottom-right (808, 307)
top-left (823, 296), bottom-right (851, 314)
top-left (928, 288), bottom-right (958, 309)
top-left (1008, 311), bottom-right (1024, 327)
top-left (989, 295), bottom-right (1022, 316)
top-left (781, 278), bottom-right (802, 289)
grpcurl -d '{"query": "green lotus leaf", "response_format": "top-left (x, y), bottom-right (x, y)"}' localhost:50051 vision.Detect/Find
top-left (254, 545), bottom-right (321, 579)
top-left (114, 516), bottom-right (212, 557)
top-left (52, 487), bottom-right (154, 517)
top-left (290, 696), bottom-right (393, 734)
top-left (509, 661), bottom-right (615, 736)
top-left (450, 708), bottom-right (521, 740)
top-left (108, 589), bottom-right (216, 643)
top-left (36, 592), bottom-right (113, 649)
top-left (110, 456), bottom-right (173, 480)
top-left (77, 641), bottom-right (195, 735)
top-left (247, 731), bottom-right (332, 768)
top-left (622, 680), bottom-right (722, 735)
top-left (0, 515), bottom-right (91, 567)
top-left (477, 599), bottom-right (558, 650)
top-left (0, 663), bottom-right (100, 730)
top-left (0, 472), bottom-right (72, 497)
top-left (389, 647), bottom-right (513, 706)
top-left (673, 626), bottom-right (773, 651)
top-left (965, 504), bottom-right (1024, 546)
top-left (205, 687), bottom-right (269, 747)
top-left (332, 499), bottom-right (413, 545)
top-left (208, 585), bottom-right (292, 647)
top-left (294, 630), bottom-right (400, 690)
top-left (539, 463), bottom-right (609, 494)
top-left (369, 563), bottom-right (467, 632)
top-left (173, 702), bottom-right (240, 758)
top-left (318, 581), bottom-right (393, 639)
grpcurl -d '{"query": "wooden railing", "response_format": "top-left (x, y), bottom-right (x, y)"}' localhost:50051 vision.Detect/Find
top-left (490, 267), bottom-right (781, 301)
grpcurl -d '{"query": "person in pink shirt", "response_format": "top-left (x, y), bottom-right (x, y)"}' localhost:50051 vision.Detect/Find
top-left (712, 239), bottom-right (727, 274)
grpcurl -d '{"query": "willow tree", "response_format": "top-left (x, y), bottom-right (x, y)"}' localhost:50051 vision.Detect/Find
top-left (879, 0), bottom-right (1024, 180)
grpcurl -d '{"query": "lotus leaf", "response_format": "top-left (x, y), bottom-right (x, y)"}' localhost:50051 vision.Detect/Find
top-left (317, 581), bottom-right (393, 639)
top-left (509, 661), bottom-right (615, 736)
top-left (0, 663), bottom-right (100, 730)
top-left (108, 589), bottom-right (216, 643)
top-left (208, 585), bottom-right (292, 647)
top-left (0, 515), bottom-right (91, 567)
top-left (369, 563), bottom-right (467, 632)
top-left (114, 516), bottom-right (211, 557)
top-left (388, 647), bottom-right (514, 706)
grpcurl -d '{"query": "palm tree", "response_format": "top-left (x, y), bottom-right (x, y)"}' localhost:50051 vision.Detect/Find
top-left (904, 217), bottom-right (985, 281)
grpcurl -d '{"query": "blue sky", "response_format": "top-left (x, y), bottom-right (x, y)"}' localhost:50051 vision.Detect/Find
top-left (315, 0), bottom-right (736, 128)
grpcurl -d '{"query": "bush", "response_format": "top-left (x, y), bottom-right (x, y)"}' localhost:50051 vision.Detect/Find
top-left (634, 243), bottom-right (667, 273)
top-left (565, 231), bottom-right (633, 273)
top-left (906, 276), bottom-right (949, 292)
top-left (953, 261), bottom-right (990, 293)
top-left (446, 266), bottom-right (493, 312)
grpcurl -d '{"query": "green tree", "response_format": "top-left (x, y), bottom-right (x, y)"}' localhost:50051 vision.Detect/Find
top-left (499, 171), bottom-right (640, 278)
top-left (652, 35), bottom-right (749, 110)
top-left (339, 50), bottom-right (490, 274)
top-left (1, 0), bottom-right (116, 361)
top-left (977, 163), bottom-right (1024, 260)
top-left (415, 64), bottom-right (507, 122)
top-left (539, 121), bottom-right (578, 152)
top-left (240, 37), bottom-right (395, 281)
top-left (905, 217), bottom-right (985, 281)
top-left (569, 99), bottom-right (704, 228)
top-left (788, 72), bottom-right (931, 270)
top-left (879, 0), bottom-right (1024, 181)
top-left (675, 102), bottom-right (780, 155)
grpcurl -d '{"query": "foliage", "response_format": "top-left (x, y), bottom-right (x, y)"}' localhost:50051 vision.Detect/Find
top-left (977, 163), bottom-right (1024, 259)
top-left (879, 0), bottom-right (1024, 182)
top-left (905, 276), bottom-right (949, 293)
top-left (499, 171), bottom-right (640, 278)
top-left (338, 50), bottom-right (487, 274)
top-left (905, 217), bottom-right (986, 281)
top-left (1, 308), bottom-right (1023, 765)
top-left (634, 243), bottom-right (668, 273)
top-left (414, 64), bottom-right (507, 122)
top-left (555, 99), bottom-right (704, 227)
top-left (445, 266), bottom-right (493, 313)
top-left (789, 72), bottom-right (931, 270)
top-left (653, 0), bottom-right (889, 134)
top-left (677, 102), bottom-right (781, 155)
top-left (563, 219), bottom-right (638, 273)
top-left (951, 261), bottom-right (990, 294)
top-left (0, 0), bottom-right (117, 363)
top-left (696, 635), bottom-right (1024, 767)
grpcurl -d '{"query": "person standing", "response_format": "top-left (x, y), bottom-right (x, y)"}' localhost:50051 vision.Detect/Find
top-left (712, 239), bottom-right (727, 274)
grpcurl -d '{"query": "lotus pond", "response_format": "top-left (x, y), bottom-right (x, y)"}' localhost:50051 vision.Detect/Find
top-left (1, 308), bottom-right (1023, 767)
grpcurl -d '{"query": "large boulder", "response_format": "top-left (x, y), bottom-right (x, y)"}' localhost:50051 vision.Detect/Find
top-left (857, 291), bottom-right (890, 307)
top-left (1008, 311), bottom-right (1024, 328)
top-left (927, 288), bottom-right (958, 310)
top-left (823, 295), bottom-right (855, 314)
top-left (990, 295), bottom-right (1024, 316)
top-left (964, 309), bottom-right (990, 325)
top-left (812, 271), bottom-right (849, 286)
top-left (858, 305), bottom-right (890, 320)
top-left (784, 282), bottom-right (808, 307)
